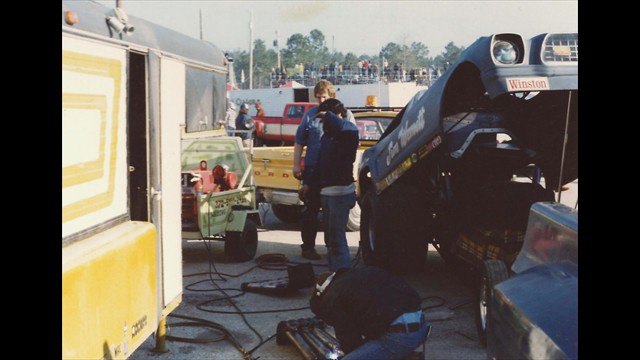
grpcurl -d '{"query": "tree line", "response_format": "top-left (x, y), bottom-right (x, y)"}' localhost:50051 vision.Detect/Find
top-left (226, 28), bottom-right (464, 89)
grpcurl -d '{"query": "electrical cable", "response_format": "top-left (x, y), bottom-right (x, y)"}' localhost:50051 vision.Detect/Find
top-left (164, 322), bottom-right (227, 343)
top-left (202, 231), bottom-right (227, 282)
top-left (177, 163), bottom-right (321, 358)
top-left (199, 236), bottom-right (267, 346)
top-left (254, 253), bottom-right (289, 270)
top-left (188, 247), bottom-right (320, 348)
top-left (177, 202), bottom-right (344, 358)
top-left (167, 313), bottom-right (254, 360)
top-left (247, 333), bottom-right (278, 355)
top-left (196, 304), bottom-right (311, 315)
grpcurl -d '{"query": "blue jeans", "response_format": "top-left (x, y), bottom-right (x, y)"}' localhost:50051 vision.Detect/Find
top-left (300, 180), bottom-right (321, 251)
top-left (321, 192), bottom-right (356, 272)
top-left (341, 320), bottom-right (430, 360)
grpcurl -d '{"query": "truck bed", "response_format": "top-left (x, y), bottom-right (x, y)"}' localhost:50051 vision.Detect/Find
top-left (253, 146), bottom-right (301, 192)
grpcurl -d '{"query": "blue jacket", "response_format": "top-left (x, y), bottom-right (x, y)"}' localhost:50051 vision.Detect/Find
top-left (294, 106), bottom-right (322, 166)
top-left (305, 112), bottom-right (359, 189)
top-left (235, 113), bottom-right (254, 140)
top-left (295, 107), bottom-right (356, 168)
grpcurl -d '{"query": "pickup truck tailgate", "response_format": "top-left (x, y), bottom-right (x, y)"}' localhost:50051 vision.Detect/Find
top-left (253, 147), bottom-right (301, 191)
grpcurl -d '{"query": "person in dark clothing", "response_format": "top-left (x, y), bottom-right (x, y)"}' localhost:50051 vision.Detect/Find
top-left (301, 98), bottom-right (358, 271)
top-left (310, 266), bottom-right (431, 359)
top-left (235, 103), bottom-right (254, 147)
top-left (293, 80), bottom-right (356, 261)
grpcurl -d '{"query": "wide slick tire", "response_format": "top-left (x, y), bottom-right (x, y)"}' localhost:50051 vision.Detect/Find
top-left (358, 190), bottom-right (389, 268)
top-left (475, 259), bottom-right (509, 347)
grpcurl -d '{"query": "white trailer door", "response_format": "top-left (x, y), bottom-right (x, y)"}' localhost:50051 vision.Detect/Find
top-left (148, 52), bottom-right (184, 313)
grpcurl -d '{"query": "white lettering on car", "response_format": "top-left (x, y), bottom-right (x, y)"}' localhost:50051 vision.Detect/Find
top-left (386, 106), bottom-right (427, 166)
top-left (398, 107), bottom-right (426, 147)
top-left (386, 141), bottom-right (400, 166)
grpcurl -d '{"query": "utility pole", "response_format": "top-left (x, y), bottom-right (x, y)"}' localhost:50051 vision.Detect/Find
top-left (249, 10), bottom-right (254, 89)
top-left (199, 8), bottom-right (203, 40)
top-left (275, 30), bottom-right (281, 70)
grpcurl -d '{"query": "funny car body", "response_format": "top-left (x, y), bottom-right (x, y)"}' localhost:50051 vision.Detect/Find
top-left (357, 32), bottom-right (578, 276)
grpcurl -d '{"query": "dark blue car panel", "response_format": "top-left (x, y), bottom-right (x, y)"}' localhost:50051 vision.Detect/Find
top-left (361, 33), bottom-right (578, 195)
top-left (489, 262), bottom-right (578, 360)
top-left (366, 90), bottom-right (443, 194)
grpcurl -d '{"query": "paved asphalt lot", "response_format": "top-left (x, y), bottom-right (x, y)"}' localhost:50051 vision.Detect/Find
top-left (129, 180), bottom-right (578, 360)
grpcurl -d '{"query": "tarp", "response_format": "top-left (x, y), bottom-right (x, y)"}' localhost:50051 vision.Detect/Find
top-left (279, 80), bottom-right (305, 88)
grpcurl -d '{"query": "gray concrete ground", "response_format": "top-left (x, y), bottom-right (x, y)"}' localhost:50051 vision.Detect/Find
top-left (129, 179), bottom-right (577, 360)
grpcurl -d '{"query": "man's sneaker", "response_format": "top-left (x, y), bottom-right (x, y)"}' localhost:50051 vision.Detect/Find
top-left (301, 249), bottom-right (321, 260)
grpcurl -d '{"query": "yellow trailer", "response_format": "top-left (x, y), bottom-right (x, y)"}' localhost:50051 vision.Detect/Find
top-left (62, 1), bottom-right (228, 358)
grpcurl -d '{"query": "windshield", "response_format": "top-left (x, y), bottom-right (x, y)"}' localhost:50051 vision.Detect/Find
top-left (356, 116), bottom-right (394, 140)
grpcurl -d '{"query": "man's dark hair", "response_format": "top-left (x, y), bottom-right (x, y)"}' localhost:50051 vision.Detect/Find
top-left (318, 98), bottom-right (346, 117)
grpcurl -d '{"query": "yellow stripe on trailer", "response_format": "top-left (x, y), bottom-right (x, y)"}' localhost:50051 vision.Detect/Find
top-left (62, 221), bottom-right (157, 360)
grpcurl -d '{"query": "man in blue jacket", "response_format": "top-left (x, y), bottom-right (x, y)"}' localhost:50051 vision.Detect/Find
top-left (300, 98), bottom-right (359, 271)
top-left (293, 80), bottom-right (356, 261)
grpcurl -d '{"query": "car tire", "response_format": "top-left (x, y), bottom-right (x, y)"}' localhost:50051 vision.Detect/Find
top-left (476, 259), bottom-right (509, 347)
top-left (271, 204), bottom-right (304, 223)
top-left (346, 201), bottom-right (361, 232)
top-left (359, 190), bottom-right (389, 268)
top-left (225, 219), bottom-right (258, 262)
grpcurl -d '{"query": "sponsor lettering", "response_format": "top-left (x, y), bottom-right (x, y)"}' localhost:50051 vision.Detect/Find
top-left (379, 135), bottom-right (443, 193)
top-left (506, 77), bottom-right (550, 91)
top-left (211, 193), bottom-right (249, 209)
top-left (212, 209), bottom-right (226, 217)
top-left (418, 135), bottom-right (442, 159)
top-left (254, 170), bottom-right (290, 178)
top-left (131, 315), bottom-right (148, 338)
top-left (232, 98), bottom-right (260, 107)
top-left (386, 141), bottom-right (400, 166)
top-left (398, 107), bottom-right (426, 147)
top-left (385, 106), bottom-right (427, 166)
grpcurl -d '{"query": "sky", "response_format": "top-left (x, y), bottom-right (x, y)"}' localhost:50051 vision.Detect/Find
top-left (94, 0), bottom-right (578, 56)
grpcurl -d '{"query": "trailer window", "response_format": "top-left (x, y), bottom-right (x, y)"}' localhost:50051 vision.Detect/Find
top-left (185, 66), bottom-right (225, 133)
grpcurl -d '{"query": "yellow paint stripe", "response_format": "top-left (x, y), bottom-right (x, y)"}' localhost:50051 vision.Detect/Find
top-left (62, 50), bottom-right (123, 223)
top-left (62, 94), bottom-right (107, 186)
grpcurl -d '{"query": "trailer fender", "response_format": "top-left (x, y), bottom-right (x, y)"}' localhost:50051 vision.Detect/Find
top-left (226, 206), bottom-right (260, 231)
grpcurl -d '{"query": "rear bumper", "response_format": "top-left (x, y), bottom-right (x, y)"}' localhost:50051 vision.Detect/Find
top-left (257, 188), bottom-right (303, 206)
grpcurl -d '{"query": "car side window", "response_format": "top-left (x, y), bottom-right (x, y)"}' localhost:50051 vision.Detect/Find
top-left (289, 106), bottom-right (304, 118)
top-left (356, 118), bottom-right (384, 140)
